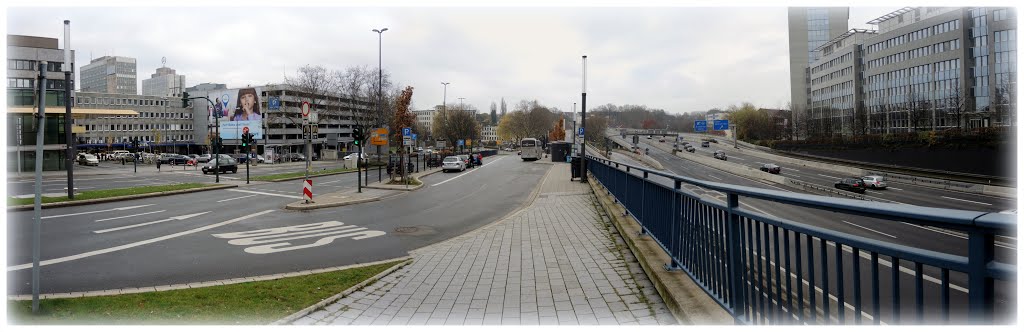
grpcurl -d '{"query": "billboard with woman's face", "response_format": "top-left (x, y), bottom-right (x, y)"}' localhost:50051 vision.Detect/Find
top-left (208, 87), bottom-right (264, 139)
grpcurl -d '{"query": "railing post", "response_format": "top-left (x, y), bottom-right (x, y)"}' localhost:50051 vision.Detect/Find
top-left (667, 179), bottom-right (682, 270)
top-left (640, 171), bottom-right (648, 236)
top-left (967, 228), bottom-right (995, 324)
top-left (726, 192), bottom-right (746, 324)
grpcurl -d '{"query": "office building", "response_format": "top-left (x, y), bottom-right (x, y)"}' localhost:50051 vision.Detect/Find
top-left (141, 65), bottom-right (186, 97)
top-left (807, 29), bottom-right (875, 136)
top-left (788, 7), bottom-right (851, 137)
top-left (482, 125), bottom-right (498, 142)
top-left (74, 92), bottom-right (195, 153)
top-left (413, 108), bottom-right (436, 138)
top-left (80, 55), bottom-right (137, 94)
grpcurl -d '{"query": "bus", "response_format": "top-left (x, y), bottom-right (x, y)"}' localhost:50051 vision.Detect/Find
top-left (520, 138), bottom-right (542, 161)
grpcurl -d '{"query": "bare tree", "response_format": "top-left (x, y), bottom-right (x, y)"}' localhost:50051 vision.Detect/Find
top-left (946, 83), bottom-right (968, 131)
top-left (852, 102), bottom-right (869, 136)
top-left (906, 89), bottom-right (931, 132)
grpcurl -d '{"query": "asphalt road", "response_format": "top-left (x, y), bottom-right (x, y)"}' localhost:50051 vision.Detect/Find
top-left (6, 154), bottom-right (548, 295)
top-left (603, 141), bottom-right (1016, 323)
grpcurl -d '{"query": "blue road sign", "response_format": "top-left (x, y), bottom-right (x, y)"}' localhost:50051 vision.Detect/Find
top-left (577, 127), bottom-right (585, 136)
top-left (457, 139), bottom-right (464, 146)
top-left (411, 133), bottom-right (417, 140)
top-left (713, 120), bottom-right (730, 131)
top-left (268, 96), bottom-right (281, 110)
top-left (694, 120), bottom-right (707, 132)
top-left (402, 127), bottom-right (412, 137)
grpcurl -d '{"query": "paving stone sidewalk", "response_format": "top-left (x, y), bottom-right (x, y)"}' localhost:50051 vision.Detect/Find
top-left (291, 162), bottom-right (675, 325)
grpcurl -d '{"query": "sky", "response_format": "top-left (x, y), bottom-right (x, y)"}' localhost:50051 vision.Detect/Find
top-left (6, 0), bottom-right (991, 115)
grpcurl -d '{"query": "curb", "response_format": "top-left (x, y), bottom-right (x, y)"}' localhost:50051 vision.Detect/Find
top-left (271, 258), bottom-right (413, 325)
top-left (363, 167), bottom-right (442, 191)
top-left (588, 176), bottom-right (734, 325)
top-left (265, 166), bottom-right (384, 182)
top-left (284, 196), bottom-right (384, 210)
top-left (6, 184), bottom-right (238, 212)
top-left (7, 256), bottom-right (414, 301)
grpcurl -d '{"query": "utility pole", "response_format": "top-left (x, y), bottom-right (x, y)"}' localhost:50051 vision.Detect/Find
top-left (579, 55), bottom-right (588, 182)
top-left (63, 20), bottom-right (74, 199)
top-left (31, 61), bottom-right (48, 314)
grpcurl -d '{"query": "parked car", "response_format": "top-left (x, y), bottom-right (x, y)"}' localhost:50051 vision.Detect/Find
top-left (861, 175), bottom-right (887, 189)
top-left (159, 154), bottom-right (189, 165)
top-left (684, 145), bottom-right (695, 153)
top-left (442, 156), bottom-right (466, 173)
top-left (759, 163), bottom-right (781, 174)
top-left (834, 177), bottom-right (868, 194)
top-left (344, 153), bottom-right (367, 161)
top-left (197, 154), bottom-right (212, 163)
top-left (458, 154), bottom-right (475, 168)
top-left (713, 150), bottom-right (727, 161)
top-left (250, 153), bottom-right (265, 163)
top-left (77, 154), bottom-right (100, 166)
top-left (282, 153), bottom-right (306, 162)
top-left (701, 141), bottom-right (710, 148)
top-left (202, 156), bottom-right (239, 174)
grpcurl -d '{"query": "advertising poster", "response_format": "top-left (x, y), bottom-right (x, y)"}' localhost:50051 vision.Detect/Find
top-left (208, 87), bottom-right (264, 139)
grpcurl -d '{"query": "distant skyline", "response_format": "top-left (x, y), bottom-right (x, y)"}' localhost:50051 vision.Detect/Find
top-left (7, 2), bottom-right (986, 115)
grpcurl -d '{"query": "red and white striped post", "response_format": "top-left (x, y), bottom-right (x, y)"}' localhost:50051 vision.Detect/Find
top-left (303, 179), bottom-right (313, 203)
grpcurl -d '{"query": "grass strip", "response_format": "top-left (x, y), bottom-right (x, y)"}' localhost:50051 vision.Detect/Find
top-left (250, 167), bottom-right (360, 182)
top-left (7, 260), bottom-right (403, 325)
top-left (7, 183), bottom-right (214, 206)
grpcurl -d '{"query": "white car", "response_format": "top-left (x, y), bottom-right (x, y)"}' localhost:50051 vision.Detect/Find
top-left (441, 156), bottom-right (466, 173)
top-left (344, 153), bottom-right (367, 161)
top-left (861, 175), bottom-right (887, 189)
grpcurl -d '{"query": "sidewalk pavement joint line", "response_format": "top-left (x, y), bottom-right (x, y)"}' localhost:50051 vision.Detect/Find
top-left (227, 188), bottom-right (300, 199)
top-left (272, 258), bottom-right (414, 325)
top-left (94, 210), bottom-right (166, 222)
top-left (6, 210), bottom-right (274, 272)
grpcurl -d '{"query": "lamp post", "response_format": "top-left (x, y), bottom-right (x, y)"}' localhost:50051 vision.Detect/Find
top-left (441, 82), bottom-right (449, 148)
top-left (579, 55), bottom-right (588, 182)
top-left (373, 27), bottom-right (388, 184)
top-left (63, 20), bottom-right (74, 199)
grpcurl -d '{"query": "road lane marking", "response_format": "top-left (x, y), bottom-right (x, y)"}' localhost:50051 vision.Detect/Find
top-left (431, 156), bottom-right (506, 187)
top-left (941, 196), bottom-right (992, 206)
top-left (707, 174), bottom-right (722, 181)
top-left (217, 195), bottom-right (257, 203)
top-left (786, 173), bottom-right (801, 178)
top-left (887, 187), bottom-right (902, 191)
top-left (816, 174), bottom-right (841, 179)
top-left (841, 220), bottom-right (897, 239)
top-left (8, 210), bottom-right (274, 271)
top-left (321, 179), bottom-right (343, 184)
top-left (93, 212), bottom-right (211, 234)
top-left (900, 222), bottom-right (1016, 250)
top-left (40, 204), bottom-right (155, 220)
top-left (226, 189), bottom-right (299, 199)
top-left (95, 210), bottom-right (166, 222)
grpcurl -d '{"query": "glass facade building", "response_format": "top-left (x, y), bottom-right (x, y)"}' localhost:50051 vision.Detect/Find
top-left (788, 7), bottom-right (851, 138)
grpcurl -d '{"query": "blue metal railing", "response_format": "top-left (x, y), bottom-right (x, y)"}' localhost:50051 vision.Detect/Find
top-left (586, 155), bottom-right (1016, 325)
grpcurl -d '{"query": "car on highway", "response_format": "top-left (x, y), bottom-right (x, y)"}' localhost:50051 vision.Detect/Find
top-left (658, 138), bottom-right (665, 142)
top-left (646, 135), bottom-right (652, 139)
top-left (713, 150), bottom-right (727, 161)
top-left (861, 175), bottom-right (887, 189)
top-left (701, 141), bottom-right (710, 148)
top-left (709, 138), bottom-right (718, 143)
top-left (834, 177), bottom-right (867, 194)
top-left (759, 163), bottom-right (781, 174)
top-left (77, 154), bottom-right (100, 166)
top-left (441, 156), bottom-right (466, 173)
top-left (683, 145), bottom-right (695, 152)
top-left (202, 155), bottom-right (239, 174)
top-left (197, 154), bottom-right (212, 163)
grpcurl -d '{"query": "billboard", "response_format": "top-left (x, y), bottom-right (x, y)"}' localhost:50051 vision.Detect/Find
top-left (208, 87), bottom-right (264, 139)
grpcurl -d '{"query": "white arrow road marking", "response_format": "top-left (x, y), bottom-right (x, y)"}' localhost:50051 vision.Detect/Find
top-left (40, 204), bottom-right (155, 219)
top-left (8, 210), bottom-right (274, 271)
top-left (95, 210), bottom-right (166, 222)
top-left (217, 195), bottom-right (256, 203)
top-left (226, 189), bottom-right (299, 199)
top-left (93, 212), bottom-right (211, 234)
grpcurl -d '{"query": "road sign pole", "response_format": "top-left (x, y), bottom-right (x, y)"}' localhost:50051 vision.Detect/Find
top-left (31, 62), bottom-right (47, 313)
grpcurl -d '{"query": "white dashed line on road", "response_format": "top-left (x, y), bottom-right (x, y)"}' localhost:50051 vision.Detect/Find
top-left (941, 196), bottom-right (992, 206)
top-left (841, 220), bottom-right (897, 239)
top-left (707, 174), bottom-right (722, 181)
top-left (217, 195), bottom-right (257, 203)
top-left (93, 211), bottom-right (210, 234)
top-left (95, 210), bottom-right (167, 222)
top-left (40, 204), bottom-right (155, 220)
top-left (227, 189), bottom-right (299, 199)
top-left (816, 174), bottom-right (841, 179)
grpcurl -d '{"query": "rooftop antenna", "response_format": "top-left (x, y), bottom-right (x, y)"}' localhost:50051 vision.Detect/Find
top-left (161, 56), bottom-right (166, 68)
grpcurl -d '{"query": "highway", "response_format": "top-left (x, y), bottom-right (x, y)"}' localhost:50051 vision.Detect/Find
top-left (6, 154), bottom-right (547, 295)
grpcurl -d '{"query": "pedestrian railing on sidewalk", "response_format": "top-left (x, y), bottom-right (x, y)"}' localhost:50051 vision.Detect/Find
top-left (585, 155), bottom-right (1015, 325)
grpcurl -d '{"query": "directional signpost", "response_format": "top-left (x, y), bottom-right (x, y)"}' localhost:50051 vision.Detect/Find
top-left (713, 119), bottom-right (729, 131)
top-left (301, 101), bottom-right (312, 192)
top-left (694, 120), bottom-right (707, 133)
top-left (268, 96), bottom-right (281, 110)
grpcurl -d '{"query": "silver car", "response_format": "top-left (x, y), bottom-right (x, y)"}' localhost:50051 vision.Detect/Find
top-left (862, 175), bottom-right (887, 189)
top-left (77, 154), bottom-right (100, 166)
top-left (441, 156), bottom-right (465, 173)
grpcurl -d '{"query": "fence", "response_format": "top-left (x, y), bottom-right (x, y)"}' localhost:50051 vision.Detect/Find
top-left (586, 155), bottom-right (1015, 325)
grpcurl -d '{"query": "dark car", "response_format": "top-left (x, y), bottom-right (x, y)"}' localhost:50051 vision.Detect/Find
top-left (709, 138), bottom-right (718, 143)
top-left (701, 141), bottom-right (710, 148)
top-left (159, 154), bottom-right (189, 165)
top-left (713, 150), bottom-right (727, 161)
top-left (282, 153), bottom-right (307, 162)
top-left (759, 163), bottom-right (781, 174)
top-left (202, 156), bottom-right (238, 174)
top-left (834, 177), bottom-right (867, 194)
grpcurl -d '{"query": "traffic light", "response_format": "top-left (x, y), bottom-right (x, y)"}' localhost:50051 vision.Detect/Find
top-left (353, 126), bottom-right (362, 146)
top-left (181, 92), bottom-right (190, 108)
top-left (241, 133), bottom-right (249, 148)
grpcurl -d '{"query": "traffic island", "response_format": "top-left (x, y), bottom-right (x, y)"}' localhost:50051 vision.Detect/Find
top-left (284, 188), bottom-right (399, 211)
top-left (364, 167), bottom-right (442, 191)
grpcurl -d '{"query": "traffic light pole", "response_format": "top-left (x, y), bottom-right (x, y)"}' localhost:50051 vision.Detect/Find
top-left (183, 94), bottom-right (220, 183)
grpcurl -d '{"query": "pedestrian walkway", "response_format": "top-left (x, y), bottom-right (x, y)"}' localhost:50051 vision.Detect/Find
top-left (291, 162), bottom-right (676, 325)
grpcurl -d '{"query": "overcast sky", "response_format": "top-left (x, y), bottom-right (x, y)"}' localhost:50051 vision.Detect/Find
top-left (6, 2), bottom-right (922, 115)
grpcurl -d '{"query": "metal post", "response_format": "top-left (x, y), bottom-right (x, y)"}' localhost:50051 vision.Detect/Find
top-left (63, 20), bottom-right (74, 199)
top-left (580, 55), bottom-right (588, 182)
top-left (373, 28), bottom-right (388, 184)
top-left (215, 110), bottom-right (220, 183)
top-left (357, 139), bottom-right (362, 193)
top-left (32, 61), bottom-right (48, 314)
top-left (967, 229), bottom-right (995, 323)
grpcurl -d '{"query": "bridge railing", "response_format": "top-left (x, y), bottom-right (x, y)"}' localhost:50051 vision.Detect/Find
top-left (585, 155), bottom-right (1015, 325)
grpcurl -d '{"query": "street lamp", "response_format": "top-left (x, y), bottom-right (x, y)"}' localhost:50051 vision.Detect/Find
top-left (441, 82), bottom-right (449, 147)
top-left (372, 27), bottom-right (388, 184)
top-left (579, 55), bottom-right (588, 182)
